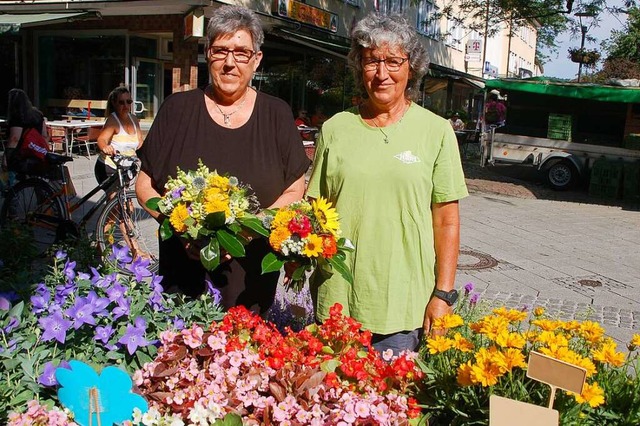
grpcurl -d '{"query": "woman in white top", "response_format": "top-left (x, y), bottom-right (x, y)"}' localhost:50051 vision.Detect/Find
top-left (95, 86), bottom-right (143, 186)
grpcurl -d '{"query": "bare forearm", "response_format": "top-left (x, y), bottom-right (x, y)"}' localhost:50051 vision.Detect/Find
top-left (267, 175), bottom-right (306, 209)
top-left (432, 201), bottom-right (461, 291)
top-left (135, 171), bottom-right (162, 220)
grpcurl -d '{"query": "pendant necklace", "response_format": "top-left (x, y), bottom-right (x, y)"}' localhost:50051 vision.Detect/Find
top-left (211, 87), bottom-right (249, 126)
top-left (364, 102), bottom-right (410, 144)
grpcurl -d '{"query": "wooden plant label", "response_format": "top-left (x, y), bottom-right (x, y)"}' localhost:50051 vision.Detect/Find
top-left (527, 351), bottom-right (586, 394)
top-left (490, 395), bottom-right (559, 425)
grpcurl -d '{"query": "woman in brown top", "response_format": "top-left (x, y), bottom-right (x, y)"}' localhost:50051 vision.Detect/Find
top-left (136, 5), bottom-right (310, 310)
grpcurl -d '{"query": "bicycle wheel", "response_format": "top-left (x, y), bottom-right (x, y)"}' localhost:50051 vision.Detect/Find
top-left (95, 189), bottom-right (159, 275)
top-left (0, 178), bottom-right (65, 253)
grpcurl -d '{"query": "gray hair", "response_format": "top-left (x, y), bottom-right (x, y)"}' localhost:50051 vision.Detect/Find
top-left (206, 5), bottom-right (264, 52)
top-left (348, 13), bottom-right (430, 100)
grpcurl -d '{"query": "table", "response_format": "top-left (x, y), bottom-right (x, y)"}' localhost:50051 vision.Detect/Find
top-left (48, 119), bottom-right (103, 156)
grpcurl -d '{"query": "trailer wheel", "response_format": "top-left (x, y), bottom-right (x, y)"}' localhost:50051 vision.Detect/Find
top-left (545, 160), bottom-right (577, 191)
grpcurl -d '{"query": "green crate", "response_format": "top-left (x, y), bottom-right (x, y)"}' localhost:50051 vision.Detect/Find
top-left (548, 114), bottom-right (573, 141)
top-left (590, 159), bottom-right (624, 185)
top-left (623, 162), bottom-right (640, 201)
top-left (589, 182), bottom-right (621, 199)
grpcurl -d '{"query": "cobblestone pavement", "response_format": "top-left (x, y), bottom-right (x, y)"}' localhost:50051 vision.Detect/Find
top-left (458, 160), bottom-right (640, 346)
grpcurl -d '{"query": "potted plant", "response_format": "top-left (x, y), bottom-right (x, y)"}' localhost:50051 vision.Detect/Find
top-left (568, 47), bottom-right (601, 65)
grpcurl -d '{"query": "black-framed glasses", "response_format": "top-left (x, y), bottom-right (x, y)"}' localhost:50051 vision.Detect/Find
top-left (209, 46), bottom-right (256, 63)
top-left (118, 99), bottom-right (133, 105)
top-left (362, 57), bottom-right (409, 72)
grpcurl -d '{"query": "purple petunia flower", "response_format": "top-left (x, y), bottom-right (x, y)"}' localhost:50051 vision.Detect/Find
top-left (118, 322), bottom-right (149, 355)
top-left (109, 244), bottom-right (133, 265)
top-left (464, 282), bottom-right (474, 295)
top-left (126, 257), bottom-right (152, 282)
top-left (66, 299), bottom-right (96, 329)
top-left (94, 324), bottom-right (115, 345)
top-left (39, 312), bottom-right (72, 344)
top-left (38, 360), bottom-right (70, 387)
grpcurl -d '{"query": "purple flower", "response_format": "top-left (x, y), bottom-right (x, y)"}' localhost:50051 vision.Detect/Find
top-left (205, 279), bottom-right (222, 305)
top-left (106, 283), bottom-right (127, 303)
top-left (39, 312), bottom-right (72, 344)
top-left (464, 282), bottom-right (474, 295)
top-left (85, 291), bottom-right (110, 317)
top-left (118, 322), bottom-right (149, 355)
top-left (63, 260), bottom-right (77, 281)
top-left (94, 324), bottom-right (115, 345)
top-left (134, 316), bottom-right (147, 329)
top-left (54, 282), bottom-right (76, 305)
top-left (31, 291), bottom-right (51, 314)
top-left (172, 317), bottom-right (185, 330)
top-left (77, 271), bottom-right (90, 280)
top-left (109, 244), bottom-right (133, 265)
top-left (0, 297), bottom-right (9, 311)
top-left (38, 360), bottom-right (70, 387)
top-left (469, 293), bottom-right (480, 306)
top-left (112, 297), bottom-right (131, 320)
top-left (170, 185), bottom-right (185, 200)
top-left (95, 271), bottom-right (118, 289)
top-left (0, 339), bottom-right (17, 353)
top-left (55, 250), bottom-right (67, 260)
top-left (4, 316), bottom-right (20, 333)
top-left (126, 257), bottom-right (152, 282)
top-left (66, 299), bottom-right (96, 329)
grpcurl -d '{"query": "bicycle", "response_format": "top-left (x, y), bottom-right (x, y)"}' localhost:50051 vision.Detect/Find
top-left (0, 152), bottom-right (159, 274)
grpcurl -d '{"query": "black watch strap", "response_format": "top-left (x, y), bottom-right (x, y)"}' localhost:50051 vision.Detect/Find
top-left (433, 289), bottom-right (459, 306)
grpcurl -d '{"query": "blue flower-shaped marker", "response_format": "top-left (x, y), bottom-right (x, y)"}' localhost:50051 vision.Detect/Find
top-left (55, 360), bottom-right (148, 426)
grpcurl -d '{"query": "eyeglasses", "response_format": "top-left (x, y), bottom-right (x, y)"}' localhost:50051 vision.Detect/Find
top-left (209, 46), bottom-right (256, 63)
top-left (118, 99), bottom-right (133, 105)
top-left (362, 57), bottom-right (409, 72)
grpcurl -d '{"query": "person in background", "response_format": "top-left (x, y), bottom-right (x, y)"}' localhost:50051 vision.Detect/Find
top-left (95, 86), bottom-right (143, 189)
top-left (484, 90), bottom-right (506, 126)
top-left (310, 106), bottom-right (327, 128)
top-left (295, 108), bottom-right (313, 141)
top-left (2, 89), bottom-right (49, 172)
top-left (448, 112), bottom-right (465, 131)
top-left (307, 13), bottom-right (468, 356)
top-left (136, 5), bottom-right (310, 309)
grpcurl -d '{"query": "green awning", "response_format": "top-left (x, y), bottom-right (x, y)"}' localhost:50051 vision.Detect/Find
top-left (486, 77), bottom-right (640, 104)
top-left (0, 12), bottom-right (90, 34)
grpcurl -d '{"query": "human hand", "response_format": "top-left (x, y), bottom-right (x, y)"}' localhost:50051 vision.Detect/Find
top-left (283, 261), bottom-right (300, 286)
top-left (101, 145), bottom-right (116, 156)
top-left (423, 297), bottom-right (453, 336)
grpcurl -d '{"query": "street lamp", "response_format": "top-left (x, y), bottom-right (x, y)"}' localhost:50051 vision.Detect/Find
top-left (575, 11), bottom-right (595, 82)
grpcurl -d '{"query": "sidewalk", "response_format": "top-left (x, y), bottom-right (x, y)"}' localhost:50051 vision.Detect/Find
top-left (62, 155), bottom-right (640, 345)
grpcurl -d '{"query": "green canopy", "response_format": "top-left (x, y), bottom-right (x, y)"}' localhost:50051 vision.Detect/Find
top-left (486, 77), bottom-right (640, 104)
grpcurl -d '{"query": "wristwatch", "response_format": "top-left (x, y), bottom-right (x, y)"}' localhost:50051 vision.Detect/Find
top-left (433, 289), bottom-right (459, 306)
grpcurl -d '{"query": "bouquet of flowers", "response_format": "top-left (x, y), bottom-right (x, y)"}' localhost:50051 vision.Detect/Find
top-left (261, 197), bottom-right (353, 291)
top-left (146, 160), bottom-right (268, 270)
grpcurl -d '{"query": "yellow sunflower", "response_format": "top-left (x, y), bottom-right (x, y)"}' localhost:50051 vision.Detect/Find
top-left (302, 234), bottom-right (324, 257)
top-left (169, 203), bottom-right (190, 233)
top-left (312, 197), bottom-right (340, 236)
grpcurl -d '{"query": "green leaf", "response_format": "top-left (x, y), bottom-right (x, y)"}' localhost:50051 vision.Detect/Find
top-left (145, 197), bottom-right (161, 211)
top-left (204, 211), bottom-right (226, 229)
top-left (159, 218), bottom-right (173, 241)
top-left (227, 222), bottom-right (241, 234)
top-left (292, 265), bottom-right (307, 281)
top-left (213, 413), bottom-right (244, 426)
top-left (327, 256), bottom-right (354, 284)
top-left (320, 358), bottom-right (341, 373)
top-left (200, 239), bottom-right (220, 271)
top-left (8, 300), bottom-right (24, 320)
top-left (217, 229), bottom-right (245, 257)
top-left (237, 216), bottom-right (269, 237)
top-left (261, 252), bottom-right (285, 274)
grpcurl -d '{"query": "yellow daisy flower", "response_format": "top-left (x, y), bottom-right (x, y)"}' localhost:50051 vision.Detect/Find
top-left (470, 358), bottom-right (502, 387)
top-left (579, 321), bottom-right (606, 344)
top-left (536, 331), bottom-right (569, 347)
top-left (471, 315), bottom-right (510, 340)
top-left (499, 348), bottom-right (527, 372)
top-left (169, 203), bottom-right (190, 233)
top-left (531, 319), bottom-right (560, 331)
top-left (495, 331), bottom-right (526, 349)
top-left (533, 307), bottom-right (545, 317)
top-left (592, 342), bottom-right (626, 367)
top-left (452, 332), bottom-right (475, 352)
top-left (312, 197), bottom-right (340, 236)
top-left (456, 361), bottom-right (474, 386)
top-left (572, 382), bottom-right (605, 408)
top-left (302, 234), bottom-right (324, 257)
top-left (426, 335), bottom-right (454, 355)
top-left (493, 306), bottom-right (527, 322)
top-left (629, 334), bottom-right (640, 351)
top-left (432, 313), bottom-right (464, 330)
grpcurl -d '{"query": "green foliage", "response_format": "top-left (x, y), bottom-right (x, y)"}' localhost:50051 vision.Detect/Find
top-left (605, 6), bottom-right (640, 61)
top-left (0, 249), bottom-right (225, 423)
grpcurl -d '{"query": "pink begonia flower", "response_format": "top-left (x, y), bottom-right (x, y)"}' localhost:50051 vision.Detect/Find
top-left (181, 325), bottom-right (204, 348)
top-left (355, 400), bottom-right (371, 418)
top-left (159, 329), bottom-right (177, 344)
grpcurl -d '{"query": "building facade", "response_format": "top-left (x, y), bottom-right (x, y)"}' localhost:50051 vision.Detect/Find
top-left (0, 0), bottom-right (537, 124)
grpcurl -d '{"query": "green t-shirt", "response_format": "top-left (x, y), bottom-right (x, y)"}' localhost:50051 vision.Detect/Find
top-left (307, 103), bottom-right (468, 334)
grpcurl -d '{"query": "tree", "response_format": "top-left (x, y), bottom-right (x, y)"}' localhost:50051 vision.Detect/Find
top-left (604, 6), bottom-right (640, 61)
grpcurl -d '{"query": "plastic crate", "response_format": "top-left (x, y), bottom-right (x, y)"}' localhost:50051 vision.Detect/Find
top-left (589, 181), bottom-right (621, 199)
top-left (590, 159), bottom-right (623, 186)
top-left (547, 114), bottom-right (573, 141)
top-left (623, 162), bottom-right (640, 202)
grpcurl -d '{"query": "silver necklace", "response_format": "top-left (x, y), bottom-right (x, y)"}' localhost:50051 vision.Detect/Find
top-left (211, 88), bottom-right (249, 126)
top-left (364, 102), bottom-right (410, 144)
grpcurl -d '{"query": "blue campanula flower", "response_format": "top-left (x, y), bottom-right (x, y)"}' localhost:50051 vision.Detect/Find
top-left (106, 283), bottom-right (127, 303)
top-left (63, 260), bottom-right (77, 282)
top-left (39, 312), bottom-right (72, 344)
top-left (66, 299), bottom-right (96, 329)
top-left (94, 324), bottom-right (115, 345)
top-left (109, 244), bottom-right (133, 265)
top-left (126, 257), bottom-right (152, 282)
top-left (112, 297), bottom-right (131, 320)
top-left (55, 250), bottom-right (67, 260)
top-left (86, 291), bottom-right (110, 317)
top-left (38, 360), bottom-right (70, 387)
top-left (205, 279), bottom-right (222, 305)
top-left (3, 316), bottom-right (20, 333)
top-left (31, 291), bottom-right (51, 314)
top-left (118, 321), bottom-right (149, 355)
top-left (0, 296), bottom-right (9, 311)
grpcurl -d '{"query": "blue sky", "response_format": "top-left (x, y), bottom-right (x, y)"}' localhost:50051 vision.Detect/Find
top-left (541, 2), bottom-right (629, 79)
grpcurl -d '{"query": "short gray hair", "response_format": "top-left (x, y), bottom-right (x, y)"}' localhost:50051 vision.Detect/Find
top-left (348, 13), bottom-right (430, 100)
top-left (206, 5), bottom-right (264, 52)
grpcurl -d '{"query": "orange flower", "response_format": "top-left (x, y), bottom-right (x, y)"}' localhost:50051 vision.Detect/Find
top-left (169, 203), bottom-right (190, 233)
top-left (572, 382), bottom-right (605, 408)
top-left (432, 314), bottom-right (464, 330)
top-left (426, 335), bottom-right (454, 355)
top-left (269, 227), bottom-right (291, 252)
top-left (321, 235), bottom-right (338, 258)
top-left (592, 341), bottom-right (625, 367)
top-left (456, 361), bottom-right (474, 386)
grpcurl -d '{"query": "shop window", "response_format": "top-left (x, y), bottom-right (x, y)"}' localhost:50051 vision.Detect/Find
top-left (417, 1), bottom-right (440, 38)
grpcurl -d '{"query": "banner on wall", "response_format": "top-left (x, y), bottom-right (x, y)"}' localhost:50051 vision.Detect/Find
top-left (274, 0), bottom-right (338, 33)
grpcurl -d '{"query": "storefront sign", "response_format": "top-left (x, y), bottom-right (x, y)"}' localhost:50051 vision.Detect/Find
top-left (274, 0), bottom-right (338, 33)
top-left (465, 53), bottom-right (481, 62)
top-left (466, 39), bottom-right (482, 54)
top-left (484, 61), bottom-right (499, 77)
top-left (184, 9), bottom-right (204, 40)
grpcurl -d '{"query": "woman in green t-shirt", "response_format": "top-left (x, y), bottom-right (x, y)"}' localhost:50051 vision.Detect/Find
top-left (307, 13), bottom-right (468, 356)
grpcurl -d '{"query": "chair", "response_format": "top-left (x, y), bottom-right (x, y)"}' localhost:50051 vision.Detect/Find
top-left (70, 126), bottom-right (101, 159)
top-left (47, 125), bottom-right (67, 153)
